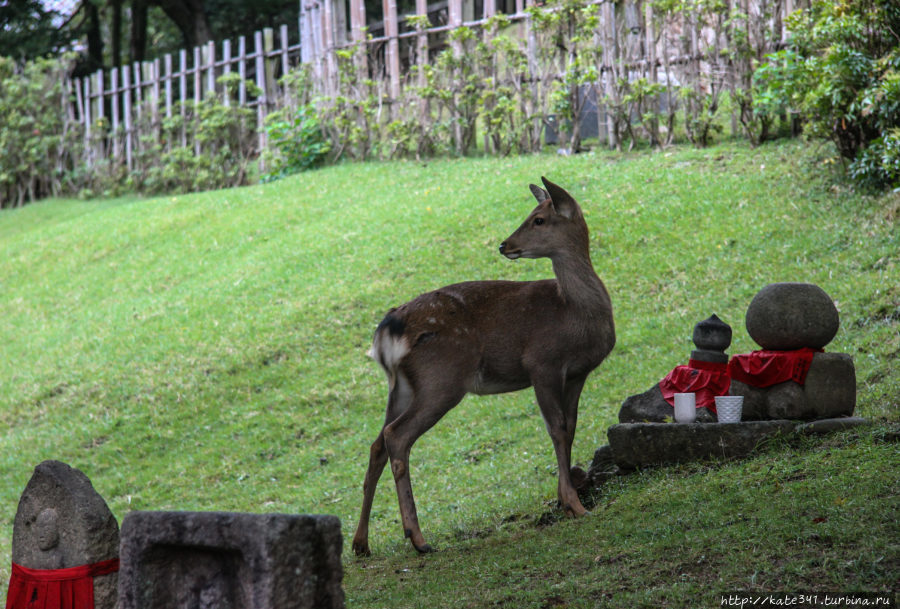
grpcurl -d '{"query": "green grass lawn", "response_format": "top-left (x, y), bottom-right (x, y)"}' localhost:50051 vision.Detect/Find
top-left (0, 138), bottom-right (897, 607)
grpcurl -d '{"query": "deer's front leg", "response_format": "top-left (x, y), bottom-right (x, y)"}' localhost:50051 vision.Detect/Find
top-left (533, 377), bottom-right (588, 518)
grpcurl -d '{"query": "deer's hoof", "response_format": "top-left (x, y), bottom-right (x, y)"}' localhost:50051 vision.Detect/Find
top-left (414, 542), bottom-right (435, 554)
top-left (563, 503), bottom-right (589, 519)
top-left (352, 540), bottom-right (371, 557)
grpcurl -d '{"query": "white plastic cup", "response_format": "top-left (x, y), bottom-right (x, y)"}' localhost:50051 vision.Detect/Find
top-left (673, 392), bottom-right (697, 423)
top-left (715, 396), bottom-right (744, 423)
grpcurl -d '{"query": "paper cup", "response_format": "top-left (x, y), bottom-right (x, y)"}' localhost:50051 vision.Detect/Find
top-left (673, 392), bottom-right (697, 423)
top-left (715, 396), bottom-right (744, 423)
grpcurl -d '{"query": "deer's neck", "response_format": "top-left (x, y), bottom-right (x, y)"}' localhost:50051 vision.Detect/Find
top-left (551, 253), bottom-right (611, 318)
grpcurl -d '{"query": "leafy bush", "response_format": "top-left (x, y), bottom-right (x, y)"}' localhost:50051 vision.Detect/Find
top-left (129, 73), bottom-right (260, 194)
top-left (755, 0), bottom-right (900, 189)
top-left (261, 104), bottom-right (331, 182)
top-left (0, 54), bottom-right (83, 207)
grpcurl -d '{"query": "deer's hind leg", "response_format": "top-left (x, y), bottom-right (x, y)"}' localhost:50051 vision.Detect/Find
top-left (382, 372), bottom-right (468, 554)
top-left (352, 375), bottom-right (413, 556)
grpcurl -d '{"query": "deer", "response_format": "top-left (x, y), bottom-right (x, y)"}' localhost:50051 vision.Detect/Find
top-left (351, 177), bottom-right (615, 555)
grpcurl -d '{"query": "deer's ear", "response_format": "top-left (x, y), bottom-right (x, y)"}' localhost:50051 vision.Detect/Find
top-left (541, 176), bottom-right (578, 219)
top-left (529, 184), bottom-right (549, 204)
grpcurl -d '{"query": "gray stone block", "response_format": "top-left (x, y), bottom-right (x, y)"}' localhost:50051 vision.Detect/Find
top-left (12, 460), bottom-right (119, 609)
top-left (118, 511), bottom-right (344, 609)
top-left (607, 421), bottom-right (797, 469)
top-left (804, 351), bottom-right (856, 418)
top-left (729, 381), bottom-right (768, 420)
top-left (729, 353), bottom-right (856, 421)
top-left (745, 283), bottom-right (840, 350)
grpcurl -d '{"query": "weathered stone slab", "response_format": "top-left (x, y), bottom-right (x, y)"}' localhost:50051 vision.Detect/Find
top-left (796, 417), bottom-right (870, 435)
top-left (12, 460), bottom-right (119, 609)
top-left (607, 421), bottom-right (797, 470)
top-left (118, 511), bottom-right (344, 609)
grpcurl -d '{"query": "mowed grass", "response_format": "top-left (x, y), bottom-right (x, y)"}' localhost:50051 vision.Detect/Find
top-left (0, 139), bottom-right (897, 607)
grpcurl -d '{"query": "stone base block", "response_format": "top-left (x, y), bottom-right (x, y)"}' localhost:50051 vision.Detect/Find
top-left (607, 421), bottom-right (797, 470)
top-left (730, 352), bottom-right (856, 421)
top-left (118, 511), bottom-right (344, 609)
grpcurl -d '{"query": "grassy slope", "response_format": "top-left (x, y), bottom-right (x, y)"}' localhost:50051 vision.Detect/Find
top-left (0, 139), bottom-right (897, 606)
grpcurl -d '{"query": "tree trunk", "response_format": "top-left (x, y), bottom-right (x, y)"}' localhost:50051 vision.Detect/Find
top-left (153, 0), bottom-right (213, 49)
top-left (131, 0), bottom-right (149, 63)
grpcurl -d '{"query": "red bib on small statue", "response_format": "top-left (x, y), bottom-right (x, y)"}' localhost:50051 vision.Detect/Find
top-left (659, 359), bottom-right (731, 413)
top-left (728, 348), bottom-right (820, 388)
top-left (5, 559), bottom-right (119, 609)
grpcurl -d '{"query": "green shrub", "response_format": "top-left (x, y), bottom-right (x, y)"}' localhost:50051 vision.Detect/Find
top-left (261, 104), bottom-right (331, 182)
top-left (0, 54), bottom-right (83, 207)
top-left (755, 0), bottom-right (900, 190)
top-left (129, 73), bottom-right (260, 194)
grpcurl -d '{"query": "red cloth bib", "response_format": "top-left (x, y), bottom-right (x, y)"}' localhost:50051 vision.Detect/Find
top-left (659, 359), bottom-right (731, 413)
top-left (5, 559), bottom-right (119, 609)
top-left (728, 348), bottom-right (820, 388)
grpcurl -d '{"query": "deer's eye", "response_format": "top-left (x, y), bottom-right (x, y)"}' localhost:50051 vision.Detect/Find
top-left (534, 217), bottom-right (545, 226)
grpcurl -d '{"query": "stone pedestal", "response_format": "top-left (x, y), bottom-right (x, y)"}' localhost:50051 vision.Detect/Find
top-left (730, 352), bottom-right (856, 420)
top-left (118, 511), bottom-right (344, 609)
top-left (607, 421), bottom-right (798, 469)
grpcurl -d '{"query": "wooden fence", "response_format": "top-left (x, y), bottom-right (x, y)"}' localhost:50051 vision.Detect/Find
top-left (71, 24), bottom-right (300, 171)
top-left (69, 0), bottom-right (801, 170)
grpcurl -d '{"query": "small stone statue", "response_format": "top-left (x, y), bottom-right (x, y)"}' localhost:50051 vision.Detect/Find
top-left (8, 460), bottom-right (120, 609)
top-left (619, 314), bottom-right (733, 423)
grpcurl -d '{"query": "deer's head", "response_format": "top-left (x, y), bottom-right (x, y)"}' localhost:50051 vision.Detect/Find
top-left (499, 177), bottom-right (589, 261)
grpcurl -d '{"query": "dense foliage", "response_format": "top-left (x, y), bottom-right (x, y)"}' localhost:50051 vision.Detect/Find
top-left (754, 0), bottom-right (900, 190)
top-left (0, 55), bottom-right (84, 207)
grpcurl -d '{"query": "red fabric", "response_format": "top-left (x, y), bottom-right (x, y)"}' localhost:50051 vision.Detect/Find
top-left (659, 359), bottom-right (731, 413)
top-left (728, 348), bottom-right (820, 388)
top-left (5, 559), bottom-right (119, 609)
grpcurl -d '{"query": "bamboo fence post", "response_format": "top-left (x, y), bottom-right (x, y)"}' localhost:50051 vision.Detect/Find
top-left (349, 0), bottom-right (368, 83)
top-left (111, 68), bottom-right (120, 161)
top-left (645, 0), bottom-right (660, 146)
top-left (194, 45), bottom-right (202, 155)
top-left (238, 36), bottom-right (248, 106)
top-left (383, 0), bottom-right (401, 101)
top-left (255, 30), bottom-right (268, 158)
top-left (602, 0), bottom-right (618, 149)
top-left (122, 66), bottom-right (133, 170)
top-left (280, 24), bottom-right (290, 78)
top-left (525, 0), bottom-right (540, 149)
top-left (223, 39), bottom-right (232, 106)
top-left (152, 58), bottom-right (161, 124)
top-left (310, 1), bottom-right (324, 88)
top-left (179, 49), bottom-right (187, 148)
top-left (449, 0), bottom-right (463, 152)
top-left (82, 76), bottom-right (92, 165)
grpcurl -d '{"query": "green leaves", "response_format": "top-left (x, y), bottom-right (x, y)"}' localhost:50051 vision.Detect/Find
top-left (262, 104), bottom-right (331, 182)
top-left (753, 0), bottom-right (900, 189)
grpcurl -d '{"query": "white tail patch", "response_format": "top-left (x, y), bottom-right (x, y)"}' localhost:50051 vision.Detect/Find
top-left (369, 327), bottom-right (410, 390)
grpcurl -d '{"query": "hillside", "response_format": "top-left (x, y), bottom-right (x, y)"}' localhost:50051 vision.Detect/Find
top-left (0, 139), bottom-right (897, 606)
